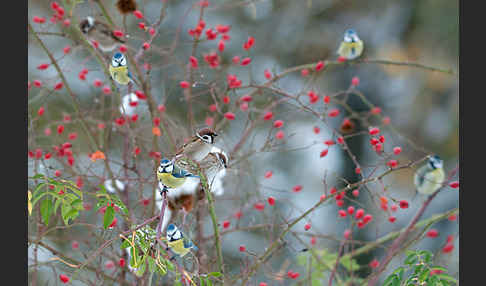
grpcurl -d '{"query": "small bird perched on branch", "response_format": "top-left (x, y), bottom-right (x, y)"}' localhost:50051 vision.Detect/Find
top-left (157, 147), bottom-right (229, 232)
top-left (79, 16), bottom-right (125, 53)
top-left (337, 29), bottom-right (364, 60)
top-left (157, 158), bottom-right (200, 190)
top-left (414, 155), bottom-right (445, 195)
top-left (166, 224), bottom-right (198, 259)
top-left (109, 52), bottom-right (133, 85)
top-left (176, 128), bottom-right (218, 163)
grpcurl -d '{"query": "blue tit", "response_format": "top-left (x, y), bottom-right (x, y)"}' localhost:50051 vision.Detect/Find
top-left (337, 29), bottom-right (364, 60)
top-left (166, 224), bottom-right (198, 257)
top-left (157, 158), bottom-right (200, 190)
top-left (79, 16), bottom-right (125, 53)
top-left (414, 155), bottom-right (445, 195)
top-left (109, 52), bottom-right (133, 85)
top-left (176, 128), bottom-right (218, 162)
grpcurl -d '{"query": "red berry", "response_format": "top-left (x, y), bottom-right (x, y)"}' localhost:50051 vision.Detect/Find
top-left (234, 211), bottom-right (243, 219)
top-left (268, 196), bottom-right (275, 205)
top-left (292, 185), bottom-right (303, 193)
top-left (337, 56), bottom-right (346, 62)
top-left (113, 30), bottom-right (124, 37)
top-left (218, 40), bottom-right (225, 52)
top-left (232, 56), bottom-right (240, 64)
top-left (102, 86), bottom-right (111, 95)
top-left (320, 149), bottom-right (329, 158)
top-left (275, 130), bottom-right (285, 140)
top-left (355, 209), bottom-right (364, 219)
top-left (301, 69), bottom-right (309, 77)
top-left (54, 82), bottom-right (64, 90)
top-left (336, 200), bottom-right (344, 207)
top-left (320, 194), bottom-right (326, 201)
top-left (371, 107), bottom-right (381, 114)
top-left (328, 108), bottom-right (340, 117)
top-left (304, 223), bottom-right (311, 231)
top-left (119, 45), bottom-right (127, 52)
top-left (273, 120), bottom-right (284, 128)
top-left (323, 95), bottom-right (330, 103)
top-left (442, 243), bottom-right (454, 253)
top-left (71, 241), bottom-right (79, 249)
top-left (338, 210), bottom-right (347, 217)
top-left (263, 111), bottom-right (273, 120)
top-left (344, 229), bottom-right (351, 239)
top-left (239, 245), bottom-right (246, 252)
top-left (63, 45), bottom-right (71, 54)
top-left (315, 61), bottom-right (324, 71)
top-left (133, 10), bottom-right (144, 18)
top-left (352, 189), bottom-right (359, 197)
top-left (254, 202), bottom-right (265, 211)
top-left (363, 214), bottom-right (373, 224)
top-left (57, 125), bottom-right (64, 134)
top-left (38, 106), bottom-right (45, 116)
top-left (189, 56), bottom-right (198, 69)
top-left (448, 214), bottom-right (457, 221)
top-left (259, 283), bottom-right (267, 286)
top-left (55, 170), bottom-right (61, 177)
top-left (355, 167), bottom-right (361, 174)
top-left (388, 216), bottom-right (396, 223)
top-left (63, 19), bottom-right (70, 26)
top-left (427, 229), bottom-right (439, 238)
top-left (33, 16), bottom-right (46, 24)
top-left (351, 77), bottom-right (360, 86)
top-left (264, 171), bottom-right (273, 179)
top-left (313, 126), bottom-right (321, 134)
top-left (369, 127), bottom-right (380, 135)
top-left (347, 206), bottom-right (355, 215)
top-left (449, 181), bottom-right (459, 188)
top-left (59, 274), bottom-right (69, 283)
top-left (393, 147), bottom-right (402, 155)
top-left (142, 42), bottom-right (150, 50)
top-left (180, 81), bottom-right (190, 88)
top-left (383, 116), bottom-right (391, 125)
top-left (222, 220), bottom-right (230, 228)
top-left (387, 160), bottom-right (398, 168)
top-left (369, 259), bottom-right (380, 268)
top-left (241, 57), bottom-right (252, 66)
top-left (119, 258), bottom-right (126, 267)
top-left (223, 96), bottom-right (230, 104)
top-left (264, 69), bottom-right (272, 79)
top-left (337, 137), bottom-right (344, 144)
top-left (224, 112), bottom-right (235, 120)
top-left (33, 80), bottom-right (43, 88)
top-left (399, 200), bottom-right (409, 209)
top-left (105, 260), bottom-right (115, 269)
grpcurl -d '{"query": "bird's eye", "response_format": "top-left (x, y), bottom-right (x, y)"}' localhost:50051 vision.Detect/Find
top-left (202, 135), bottom-right (211, 142)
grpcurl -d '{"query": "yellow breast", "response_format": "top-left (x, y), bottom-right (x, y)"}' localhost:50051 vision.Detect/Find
top-left (109, 65), bottom-right (130, 85)
top-left (167, 239), bottom-right (190, 257)
top-left (157, 172), bottom-right (186, 189)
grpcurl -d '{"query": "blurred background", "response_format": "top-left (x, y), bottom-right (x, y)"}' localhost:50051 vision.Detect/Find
top-left (28, 0), bottom-right (458, 285)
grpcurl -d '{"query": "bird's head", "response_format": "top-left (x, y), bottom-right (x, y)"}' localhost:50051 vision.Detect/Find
top-left (79, 16), bottom-right (95, 34)
top-left (111, 52), bottom-right (127, 67)
top-left (344, 29), bottom-right (359, 43)
top-left (428, 155), bottom-right (443, 169)
top-left (166, 224), bottom-right (182, 241)
top-left (196, 128), bottom-right (218, 144)
top-left (159, 158), bottom-right (174, 173)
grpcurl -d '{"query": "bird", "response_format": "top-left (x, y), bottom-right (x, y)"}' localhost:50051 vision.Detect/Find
top-left (157, 147), bottom-right (229, 232)
top-left (176, 128), bottom-right (218, 163)
top-left (166, 224), bottom-right (198, 258)
top-left (79, 16), bottom-right (125, 53)
top-left (157, 158), bottom-right (200, 191)
top-left (337, 29), bottom-right (364, 60)
top-left (109, 52), bottom-right (134, 86)
top-left (414, 155), bottom-right (446, 195)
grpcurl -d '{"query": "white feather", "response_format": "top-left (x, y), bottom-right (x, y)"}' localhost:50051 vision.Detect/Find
top-left (104, 179), bottom-right (125, 193)
top-left (119, 93), bottom-right (139, 116)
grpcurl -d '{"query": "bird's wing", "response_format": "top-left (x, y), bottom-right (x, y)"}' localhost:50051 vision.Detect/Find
top-left (183, 237), bottom-right (197, 250)
top-left (414, 165), bottom-right (427, 188)
top-left (172, 165), bottom-right (198, 178)
top-left (337, 41), bottom-right (347, 55)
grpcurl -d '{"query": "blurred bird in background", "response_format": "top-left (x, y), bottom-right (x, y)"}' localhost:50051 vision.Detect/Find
top-left (337, 29), bottom-right (364, 60)
top-left (414, 155), bottom-right (445, 195)
top-left (79, 16), bottom-right (125, 52)
top-left (166, 224), bottom-right (198, 259)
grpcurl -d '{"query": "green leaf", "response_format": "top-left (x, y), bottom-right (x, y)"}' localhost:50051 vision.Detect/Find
top-left (135, 258), bottom-right (146, 276)
top-left (40, 198), bottom-right (53, 226)
top-left (71, 199), bottom-right (84, 210)
top-left (166, 260), bottom-right (175, 272)
top-left (206, 278), bottom-right (213, 286)
top-left (120, 239), bottom-right (131, 249)
top-left (419, 269), bottom-right (430, 281)
top-left (53, 198), bottom-right (62, 215)
top-left (111, 195), bottom-right (129, 215)
top-left (103, 206), bottom-right (115, 229)
top-left (383, 275), bottom-right (397, 286)
top-left (437, 274), bottom-right (457, 283)
top-left (147, 256), bottom-right (156, 273)
top-left (31, 191), bottom-right (50, 208)
top-left (200, 277), bottom-right (205, 286)
top-left (32, 174), bottom-right (46, 180)
top-left (63, 208), bottom-right (79, 225)
top-left (209, 272), bottom-right (222, 277)
top-left (404, 253), bottom-right (418, 265)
